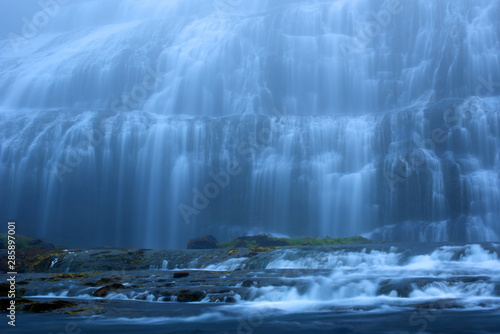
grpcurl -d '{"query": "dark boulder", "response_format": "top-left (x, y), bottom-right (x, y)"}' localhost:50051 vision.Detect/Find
top-left (177, 290), bottom-right (206, 302)
top-left (0, 298), bottom-right (32, 311)
top-left (93, 283), bottom-right (125, 297)
top-left (96, 277), bottom-right (122, 286)
top-left (173, 271), bottom-right (190, 279)
top-left (187, 235), bottom-right (218, 249)
top-left (0, 283), bottom-right (10, 295)
top-left (23, 300), bottom-right (77, 313)
top-left (241, 280), bottom-right (257, 287)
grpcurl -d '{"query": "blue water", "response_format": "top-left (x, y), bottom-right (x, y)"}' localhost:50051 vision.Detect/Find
top-left (0, 0), bottom-right (499, 248)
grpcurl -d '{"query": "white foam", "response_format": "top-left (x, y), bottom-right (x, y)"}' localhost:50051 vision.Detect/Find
top-left (202, 257), bottom-right (247, 271)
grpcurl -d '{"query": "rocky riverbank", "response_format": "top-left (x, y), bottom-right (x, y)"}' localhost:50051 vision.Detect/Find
top-left (1, 242), bottom-right (500, 333)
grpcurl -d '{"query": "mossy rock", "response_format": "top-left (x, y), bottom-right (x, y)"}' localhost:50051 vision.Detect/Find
top-left (249, 246), bottom-right (279, 252)
top-left (0, 298), bottom-right (33, 310)
top-left (18, 288), bottom-right (27, 297)
top-left (57, 273), bottom-right (89, 279)
top-left (0, 282), bottom-right (11, 295)
top-left (44, 273), bottom-right (89, 281)
top-left (218, 234), bottom-right (372, 249)
top-left (9, 248), bottom-right (69, 273)
top-left (177, 290), bottom-right (206, 302)
top-left (65, 307), bottom-right (91, 315)
top-left (23, 300), bottom-right (78, 313)
top-left (93, 283), bottom-right (125, 297)
top-left (96, 277), bottom-right (122, 286)
top-left (82, 282), bottom-right (99, 287)
top-left (241, 280), bottom-right (257, 288)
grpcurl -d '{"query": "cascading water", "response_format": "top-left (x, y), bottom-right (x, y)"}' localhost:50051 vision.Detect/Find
top-left (0, 0), bottom-right (499, 248)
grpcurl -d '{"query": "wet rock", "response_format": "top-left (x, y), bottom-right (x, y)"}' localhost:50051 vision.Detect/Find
top-left (23, 300), bottom-right (77, 313)
top-left (212, 289), bottom-right (231, 294)
top-left (43, 273), bottom-right (89, 281)
top-left (173, 271), bottom-right (190, 278)
top-left (0, 298), bottom-right (32, 310)
top-left (378, 276), bottom-right (491, 298)
top-left (210, 295), bottom-right (237, 303)
top-left (9, 248), bottom-right (66, 273)
top-left (249, 246), bottom-right (279, 252)
top-left (0, 282), bottom-right (11, 295)
top-left (241, 280), bottom-right (256, 288)
top-left (135, 293), bottom-right (152, 301)
top-left (187, 235), bottom-right (218, 249)
top-left (177, 290), bottom-right (206, 302)
top-left (93, 283), bottom-right (125, 297)
top-left (31, 256), bottom-right (55, 272)
top-left (96, 277), bottom-right (121, 285)
top-left (448, 276), bottom-right (490, 284)
top-left (377, 279), bottom-right (413, 297)
top-left (412, 299), bottom-right (465, 310)
top-left (377, 278), bottom-right (446, 297)
top-left (83, 282), bottom-right (99, 287)
top-left (160, 295), bottom-right (174, 302)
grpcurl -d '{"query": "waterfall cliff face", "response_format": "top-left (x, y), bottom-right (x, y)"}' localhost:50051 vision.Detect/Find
top-left (0, 0), bottom-right (499, 248)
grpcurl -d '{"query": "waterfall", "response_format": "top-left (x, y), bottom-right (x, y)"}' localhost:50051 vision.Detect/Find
top-left (1, 0), bottom-right (499, 248)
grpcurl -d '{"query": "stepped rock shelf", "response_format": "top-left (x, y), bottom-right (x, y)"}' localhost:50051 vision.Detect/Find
top-left (1, 242), bottom-right (500, 334)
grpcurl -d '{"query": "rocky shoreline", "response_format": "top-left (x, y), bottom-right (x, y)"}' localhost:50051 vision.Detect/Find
top-left (1, 242), bottom-right (500, 333)
top-left (0, 239), bottom-right (368, 316)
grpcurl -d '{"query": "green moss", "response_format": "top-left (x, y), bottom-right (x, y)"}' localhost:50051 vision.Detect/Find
top-left (273, 235), bottom-right (372, 246)
top-left (218, 240), bottom-right (267, 248)
top-left (0, 298), bottom-right (33, 310)
top-left (23, 300), bottom-right (78, 313)
top-left (13, 249), bottom-right (69, 273)
top-left (96, 277), bottom-right (121, 286)
top-left (218, 235), bottom-right (371, 248)
top-left (245, 240), bottom-right (259, 248)
top-left (218, 241), bottom-right (235, 248)
top-left (43, 273), bottom-right (89, 281)
top-left (65, 307), bottom-right (90, 315)
top-left (249, 246), bottom-right (279, 252)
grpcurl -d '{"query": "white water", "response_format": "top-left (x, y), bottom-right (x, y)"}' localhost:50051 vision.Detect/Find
top-left (28, 244), bottom-right (500, 318)
top-left (247, 245), bottom-right (500, 306)
top-left (0, 0), bottom-right (499, 248)
top-left (1, 0), bottom-right (499, 114)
